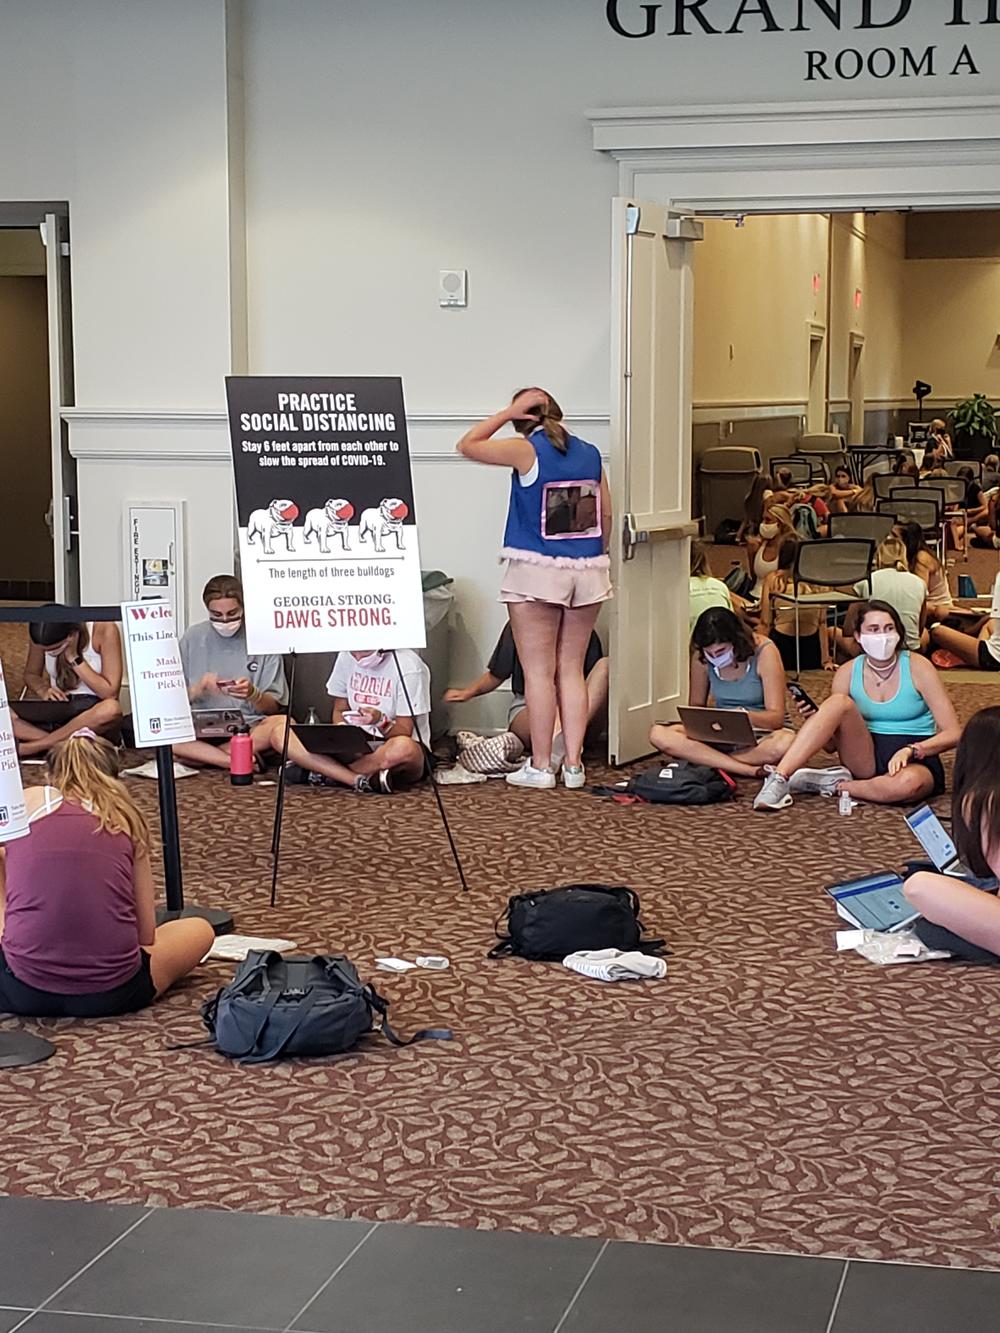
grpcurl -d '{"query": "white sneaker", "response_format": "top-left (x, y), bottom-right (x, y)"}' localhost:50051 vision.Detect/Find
top-left (561, 763), bottom-right (586, 790)
top-left (563, 948), bottom-right (667, 982)
top-left (753, 770), bottom-right (793, 811)
top-left (506, 762), bottom-right (556, 790)
top-left (788, 766), bottom-right (853, 797)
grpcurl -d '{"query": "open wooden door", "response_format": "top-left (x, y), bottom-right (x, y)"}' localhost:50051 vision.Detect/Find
top-left (608, 201), bottom-right (701, 765)
top-left (42, 211), bottom-right (78, 602)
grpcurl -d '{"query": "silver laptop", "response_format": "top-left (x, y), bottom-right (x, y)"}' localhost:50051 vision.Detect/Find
top-left (191, 707), bottom-right (244, 739)
top-left (905, 804), bottom-right (973, 879)
top-left (676, 706), bottom-right (756, 749)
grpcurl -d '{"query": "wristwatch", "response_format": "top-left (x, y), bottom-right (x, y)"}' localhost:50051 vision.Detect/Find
top-left (71, 655), bottom-right (84, 667)
top-left (910, 743), bottom-right (924, 762)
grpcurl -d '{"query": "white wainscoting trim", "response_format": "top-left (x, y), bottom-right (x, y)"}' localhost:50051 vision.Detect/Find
top-left (63, 408), bottom-right (612, 463)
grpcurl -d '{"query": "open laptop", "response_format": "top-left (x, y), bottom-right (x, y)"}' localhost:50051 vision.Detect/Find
top-left (676, 706), bottom-right (756, 749)
top-left (905, 804), bottom-right (974, 879)
top-left (825, 872), bottom-right (919, 932)
top-left (10, 699), bottom-right (83, 726)
top-left (289, 723), bottom-right (373, 762)
top-left (191, 707), bottom-right (244, 739)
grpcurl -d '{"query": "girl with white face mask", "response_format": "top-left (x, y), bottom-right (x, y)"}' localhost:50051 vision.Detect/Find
top-left (650, 607), bottom-right (794, 778)
top-left (754, 600), bottom-right (961, 812)
top-left (745, 502), bottom-right (795, 601)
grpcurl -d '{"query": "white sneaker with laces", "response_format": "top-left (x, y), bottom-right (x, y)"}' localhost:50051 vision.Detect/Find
top-left (506, 762), bottom-right (556, 790)
top-left (753, 770), bottom-right (793, 811)
top-left (561, 764), bottom-right (586, 790)
top-left (788, 766), bottom-right (853, 797)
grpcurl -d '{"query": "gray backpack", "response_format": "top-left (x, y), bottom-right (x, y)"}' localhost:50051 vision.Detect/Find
top-left (201, 951), bottom-right (451, 1063)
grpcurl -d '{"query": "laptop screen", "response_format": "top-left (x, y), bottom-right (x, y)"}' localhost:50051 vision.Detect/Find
top-left (905, 804), bottom-right (958, 872)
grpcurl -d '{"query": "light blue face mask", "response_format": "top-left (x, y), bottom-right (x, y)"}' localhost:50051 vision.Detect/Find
top-left (706, 647), bottom-right (735, 672)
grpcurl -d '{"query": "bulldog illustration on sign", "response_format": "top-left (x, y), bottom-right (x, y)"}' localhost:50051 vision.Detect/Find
top-left (358, 498), bottom-right (408, 552)
top-left (303, 498), bottom-right (355, 553)
top-left (247, 499), bottom-right (299, 555)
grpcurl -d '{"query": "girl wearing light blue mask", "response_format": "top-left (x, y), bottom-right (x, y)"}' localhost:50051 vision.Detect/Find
top-left (649, 607), bottom-right (794, 778)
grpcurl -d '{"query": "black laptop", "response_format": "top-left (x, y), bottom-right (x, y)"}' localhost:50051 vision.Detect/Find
top-left (290, 723), bottom-right (373, 762)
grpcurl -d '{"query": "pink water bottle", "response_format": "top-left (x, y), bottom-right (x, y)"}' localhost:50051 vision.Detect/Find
top-left (229, 724), bottom-right (254, 786)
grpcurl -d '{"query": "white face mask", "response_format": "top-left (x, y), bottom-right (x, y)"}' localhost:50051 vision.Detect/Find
top-left (211, 619), bottom-right (242, 638)
top-left (759, 522), bottom-right (779, 540)
top-left (356, 651), bottom-right (386, 669)
top-left (705, 647), bottom-right (735, 672)
top-left (858, 631), bottom-right (899, 662)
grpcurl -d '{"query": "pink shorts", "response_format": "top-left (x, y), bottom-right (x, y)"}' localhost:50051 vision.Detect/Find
top-left (499, 556), bottom-right (613, 609)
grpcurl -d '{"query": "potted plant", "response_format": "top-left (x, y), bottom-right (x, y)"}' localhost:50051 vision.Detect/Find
top-left (951, 394), bottom-right (998, 462)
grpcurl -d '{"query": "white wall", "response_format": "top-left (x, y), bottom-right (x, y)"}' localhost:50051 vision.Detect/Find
top-left (1, 0), bottom-right (998, 720)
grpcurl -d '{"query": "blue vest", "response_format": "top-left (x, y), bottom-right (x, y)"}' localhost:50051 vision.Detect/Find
top-left (502, 429), bottom-right (605, 562)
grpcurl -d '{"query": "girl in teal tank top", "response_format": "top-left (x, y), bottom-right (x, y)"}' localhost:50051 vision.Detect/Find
top-left (754, 600), bottom-right (961, 812)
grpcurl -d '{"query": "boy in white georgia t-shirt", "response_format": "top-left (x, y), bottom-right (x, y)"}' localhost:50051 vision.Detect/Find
top-left (282, 648), bottom-right (430, 794)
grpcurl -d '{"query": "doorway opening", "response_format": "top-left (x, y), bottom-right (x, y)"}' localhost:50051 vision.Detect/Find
top-left (0, 228), bottom-right (54, 600)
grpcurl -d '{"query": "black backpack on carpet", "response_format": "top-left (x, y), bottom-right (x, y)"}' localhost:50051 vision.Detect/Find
top-left (201, 951), bottom-right (452, 1063)
top-left (488, 884), bottom-right (665, 961)
top-left (627, 761), bottom-right (735, 805)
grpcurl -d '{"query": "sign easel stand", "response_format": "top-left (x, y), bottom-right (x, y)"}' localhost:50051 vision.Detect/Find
top-left (269, 652), bottom-right (298, 906)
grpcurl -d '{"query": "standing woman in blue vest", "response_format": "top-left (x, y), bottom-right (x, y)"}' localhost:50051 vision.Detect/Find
top-left (458, 388), bottom-right (612, 789)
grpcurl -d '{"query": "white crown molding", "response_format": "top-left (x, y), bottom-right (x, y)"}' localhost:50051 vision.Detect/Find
top-left (61, 408), bottom-right (611, 424)
top-left (589, 96), bottom-right (1000, 153)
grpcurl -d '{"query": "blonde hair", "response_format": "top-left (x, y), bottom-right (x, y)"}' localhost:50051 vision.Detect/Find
top-left (46, 734), bottom-right (150, 850)
top-left (690, 539), bottom-right (710, 578)
top-left (876, 534), bottom-right (909, 572)
top-left (511, 387), bottom-right (569, 453)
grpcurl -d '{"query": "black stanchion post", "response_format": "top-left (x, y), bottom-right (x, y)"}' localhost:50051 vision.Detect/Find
top-left (270, 651), bottom-right (297, 906)
top-left (391, 650), bottom-right (469, 893)
top-left (156, 745), bottom-right (184, 913)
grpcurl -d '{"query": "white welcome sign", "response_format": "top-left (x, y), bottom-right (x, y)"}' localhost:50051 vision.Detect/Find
top-left (120, 600), bottom-right (196, 748)
top-left (0, 660), bottom-right (28, 843)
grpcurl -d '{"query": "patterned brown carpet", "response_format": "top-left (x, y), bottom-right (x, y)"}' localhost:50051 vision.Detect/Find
top-left (2, 612), bottom-right (1000, 1269)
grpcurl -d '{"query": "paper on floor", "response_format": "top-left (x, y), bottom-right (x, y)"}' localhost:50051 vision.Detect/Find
top-left (122, 759), bottom-right (200, 780)
top-left (207, 935), bottom-right (298, 961)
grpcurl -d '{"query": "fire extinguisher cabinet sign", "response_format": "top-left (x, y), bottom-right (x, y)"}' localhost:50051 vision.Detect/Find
top-left (0, 659), bottom-right (28, 843)
top-left (120, 600), bottom-right (196, 748)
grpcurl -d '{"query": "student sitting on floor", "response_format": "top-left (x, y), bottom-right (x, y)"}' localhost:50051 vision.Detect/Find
top-left (833, 535), bottom-right (927, 660)
top-left (904, 707), bottom-right (1000, 960)
top-left (827, 465), bottom-right (862, 515)
top-left (759, 537), bottom-right (833, 672)
top-left (688, 539), bottom-right (739, 632)
top-left (172, 574), bottom-right (288, 771)
top-left (13, 613), bottom-right (123, 757)
top-left (928, 565), bottom-right (1000, 673)
top-left (271, 649), bottom-right (430, 794)
top-left (753, 600), bottom-right (960, 811)
top-left (444, 620), bottom-right (607, 765)
top-left (898, 521), bottom-right (955, 625)
top-left (0, 731), bottom-right (213, 1017)
top-left (649, 607), bottom-right (794, 779)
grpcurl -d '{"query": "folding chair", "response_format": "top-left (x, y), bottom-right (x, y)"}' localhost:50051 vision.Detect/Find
top-left (873, 473), bottom-right (917, 501)
top-left (769, 457), bottom-right (813, 486)
top-left (827, 512), bottom-right (895, 545)
top-left (771, 538), bottom-right (875, 677)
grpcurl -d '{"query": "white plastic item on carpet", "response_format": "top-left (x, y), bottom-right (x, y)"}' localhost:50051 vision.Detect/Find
top-left (207, 935), bottom-right (298, 961)
top-left (434, 765), bottom-right (487, 785)
top-left (562, 948), bottom-right (667, 982)
top-left (122, 759), bottom-right (200, 780)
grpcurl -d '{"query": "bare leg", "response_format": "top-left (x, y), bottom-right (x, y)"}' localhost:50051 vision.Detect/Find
top-left (772, 695), bottom-right (876, 780)
top-left (555, 603), bottom-right (602, 767)
top-left (584, 657), bottom-right (610, 728)
top-left (650, 722), bottom-right (764, 778)
top-left (172, 739), bottom-right (232, 770)
top-left (509, 707), bottom-right (532, 748)
top-left (904, 872), bottom-right (1000, 954)
top-left (19, 698), bottom-right (123, 757)
top-left (13, 716), bottom-right (48, 747)
top-left (146, 917), bottom-right (216, 997)
top-left (508, 601), bottom-right (561, 769)
top-left (929, 622), bottom-right (988, 667)
top-left (254, 716), bottom-right (359, 787)
top-left (842, 764), bottom-right (935, 806)
top-left (350, 735), bottom-right (426, 784)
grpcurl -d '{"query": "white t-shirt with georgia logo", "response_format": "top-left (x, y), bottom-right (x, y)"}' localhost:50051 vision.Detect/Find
top-left (326, 650), bottom-right (431, 745)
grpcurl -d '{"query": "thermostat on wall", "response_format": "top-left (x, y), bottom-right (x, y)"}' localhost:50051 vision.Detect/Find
top-left (439, 269), bottom-right (468, 307)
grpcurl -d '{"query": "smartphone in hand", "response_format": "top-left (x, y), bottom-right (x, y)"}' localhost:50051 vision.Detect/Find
top-left (787, 681), bottom-right (818, 715)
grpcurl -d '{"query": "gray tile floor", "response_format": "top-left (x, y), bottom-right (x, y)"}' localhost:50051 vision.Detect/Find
top-left (0, 1196), bottom-right (998, 1332)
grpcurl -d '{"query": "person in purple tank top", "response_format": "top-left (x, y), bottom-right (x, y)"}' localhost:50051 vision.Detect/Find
top-left (0, 732), bottom-right (214, 1018)
top-left (458, 389), bottom-right (612, 792)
